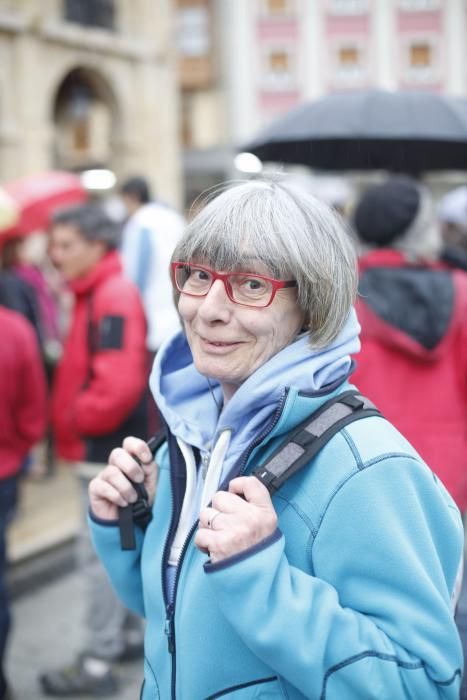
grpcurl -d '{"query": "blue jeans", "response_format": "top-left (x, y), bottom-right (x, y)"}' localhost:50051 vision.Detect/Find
top-left (0, 475), bottom-right (18, 696)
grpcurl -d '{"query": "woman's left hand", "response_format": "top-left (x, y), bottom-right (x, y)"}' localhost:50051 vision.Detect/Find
top-left (195, 476), bottom-right (278, 563)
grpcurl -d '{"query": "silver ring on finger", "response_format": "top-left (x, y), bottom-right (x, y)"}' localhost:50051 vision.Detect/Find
top-left (207, 510), bottom-right (222, 529)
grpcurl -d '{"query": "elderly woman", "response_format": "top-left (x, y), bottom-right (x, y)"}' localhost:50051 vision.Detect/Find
top-left (89, 178), bottom-right (463, 700)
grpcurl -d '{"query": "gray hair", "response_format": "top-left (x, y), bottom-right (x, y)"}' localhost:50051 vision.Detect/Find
top-left (52, 204), bottom-right (121, 251)
top-left (172, 176), bottom-right (358, 348)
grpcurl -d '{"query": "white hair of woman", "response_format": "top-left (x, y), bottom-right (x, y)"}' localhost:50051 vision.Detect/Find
top-left (173, 176), bottom-right (358, 348)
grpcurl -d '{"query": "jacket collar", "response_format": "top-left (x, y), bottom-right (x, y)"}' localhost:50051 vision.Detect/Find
top-left (69, 250), bottom-right (122, 297)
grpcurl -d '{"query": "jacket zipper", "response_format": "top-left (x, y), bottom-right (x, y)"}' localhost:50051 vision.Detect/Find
top-left (161, 390), bottom-right (288, 698)
top-left (163, 521), bottom-right (199, 698)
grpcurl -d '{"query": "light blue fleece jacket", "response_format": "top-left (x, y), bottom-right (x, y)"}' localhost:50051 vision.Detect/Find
top-left (90, 309), bottom-right (463, 700)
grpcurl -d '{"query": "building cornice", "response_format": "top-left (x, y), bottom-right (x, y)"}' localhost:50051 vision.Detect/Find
top-left (39, 21), bottom-right (164, 61)
top-left (0, 13), bottom-right (165, 63)
top-left (0, 11), bottom-right (28, 33)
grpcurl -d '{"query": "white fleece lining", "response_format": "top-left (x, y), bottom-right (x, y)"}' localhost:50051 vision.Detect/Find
top-left (168, 438), bottom-right (197, 566)
top-left (200, 429), bottom-right (231, 510)
top-left (168, 430), bottom-right (232, 566)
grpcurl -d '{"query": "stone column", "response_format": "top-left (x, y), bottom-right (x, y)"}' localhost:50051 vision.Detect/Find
top-left (118, 0), bottom-right (183, 209)
top-left (444, 0), bottom-right (465, 94)
top-left (373, 0), bottom-right (398, 90)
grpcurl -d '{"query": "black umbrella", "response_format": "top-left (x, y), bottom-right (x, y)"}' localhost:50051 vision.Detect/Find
top-left (242, 88), bottom-right (467, 172)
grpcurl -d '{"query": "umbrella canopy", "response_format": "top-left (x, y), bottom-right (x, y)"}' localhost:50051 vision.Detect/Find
top-left (2, 170), bottom-right (87, 237)
top-left (242, 89), bottom-right (467, 172)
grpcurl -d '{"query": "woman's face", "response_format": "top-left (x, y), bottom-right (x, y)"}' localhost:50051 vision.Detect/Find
top-left (178, 264), bottom-right (304, 403)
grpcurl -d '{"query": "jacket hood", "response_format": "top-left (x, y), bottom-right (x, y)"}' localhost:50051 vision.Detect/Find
top-left (357, 249), bottom-right (455, 358)
top-left (150, 309), bottom-right (361, 480)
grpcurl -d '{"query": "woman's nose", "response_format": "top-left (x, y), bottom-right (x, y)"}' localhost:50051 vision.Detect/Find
top-left (198, 279), bottom-right (232, 320)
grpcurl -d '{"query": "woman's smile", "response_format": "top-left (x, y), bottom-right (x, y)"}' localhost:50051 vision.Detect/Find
top-left (199, 335), bottom-right (243, 352)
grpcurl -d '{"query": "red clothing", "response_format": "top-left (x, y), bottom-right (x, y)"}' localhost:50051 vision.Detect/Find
top-left (51, 251), bottom-right (148, 461)
top-left (0, 306), bottom-right (47, 478)
top-left (353, 249), bottom-right (467, 510)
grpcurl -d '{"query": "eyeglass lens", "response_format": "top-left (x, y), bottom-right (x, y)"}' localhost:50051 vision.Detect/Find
top-left (175, 264), bottom-right (274, 307)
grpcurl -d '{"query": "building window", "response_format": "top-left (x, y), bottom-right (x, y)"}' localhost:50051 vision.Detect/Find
top-left (410, 42), bottom-right (432, 67)
top-left (403, 38), bottom-right (439, 83)
top-left (176, 5), bottom-right (210, 58)
top-left (339, 46), bottom-right (360, 67)
top-left (261, 47), bottom-right (296, 89)
top-left (64, 0), bottom-right (115, 30)
top-left (261, 46), bottom-right (297, 89)
top-left (260, 0), bottom-right (295, 16)
top-left (328, 0), bottom-right (369, 14)
top-left (332, 43), bottom-right (366, 85)
top-left (269, 50), bottom-right (290, 74)
top-left (399, 0), bottom-right (440, 10)
top-left (176, 2), bottom-right (214, 89)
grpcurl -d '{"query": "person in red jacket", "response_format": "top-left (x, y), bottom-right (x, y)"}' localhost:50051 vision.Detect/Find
top-left (0, 305), bottom-right (47, 700)
top-left (40, 205), bottom-right (149, 697)
top-left (352, 176), bottom-right (467, 514)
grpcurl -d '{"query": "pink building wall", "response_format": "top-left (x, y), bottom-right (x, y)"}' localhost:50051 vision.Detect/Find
top-left (253, 1), bottom-right (462, 121)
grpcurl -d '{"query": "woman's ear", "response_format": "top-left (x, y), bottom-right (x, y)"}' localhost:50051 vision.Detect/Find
top-left (300, 310), bottom-right (310, 332)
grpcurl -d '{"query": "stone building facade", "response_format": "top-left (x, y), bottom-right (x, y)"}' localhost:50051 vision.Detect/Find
top-left (0, 0), bottom-right (183, 206)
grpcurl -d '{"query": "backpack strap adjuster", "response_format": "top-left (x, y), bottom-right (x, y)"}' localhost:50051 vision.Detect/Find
top-left (118, 430), bottom-right (166, 551)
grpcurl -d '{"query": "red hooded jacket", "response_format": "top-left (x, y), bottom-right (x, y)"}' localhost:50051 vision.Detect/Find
top-left (51, 251), bottom-right (148, 462)
top-left (0, 306), bottom-right (47, 479)
top-left (353, 249), bottom-right (467, 510)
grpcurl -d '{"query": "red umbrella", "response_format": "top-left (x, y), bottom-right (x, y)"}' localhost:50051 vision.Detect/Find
top-left (2, 170), bottom-right (88, 237)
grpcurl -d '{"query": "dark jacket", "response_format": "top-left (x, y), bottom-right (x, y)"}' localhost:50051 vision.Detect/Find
top-left (0, 270), bottom-right (43, 347)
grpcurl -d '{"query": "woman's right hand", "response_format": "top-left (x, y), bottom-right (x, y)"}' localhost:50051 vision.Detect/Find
top-left (89, 436), bottom-right (158, 521)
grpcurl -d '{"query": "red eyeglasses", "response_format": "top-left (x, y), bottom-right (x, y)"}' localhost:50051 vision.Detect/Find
top-left (171, 262), bottom-right (297, 308)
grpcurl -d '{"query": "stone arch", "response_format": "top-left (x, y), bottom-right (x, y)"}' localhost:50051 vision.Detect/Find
top-left (50, 64), bottom-right (122, 170)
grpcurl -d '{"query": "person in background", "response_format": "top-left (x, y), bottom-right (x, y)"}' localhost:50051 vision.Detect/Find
top-left (0, 239), bottom-right (43, 348)
top-left (1, 234), bottom-right (61, 362)
top-left (89, 177), bottom-right (462, 699)
top-left (0, 306), bottom-right (47, 700)
top-left (119, 176), bottom-right (185, 358)
top-left (1, 233), bottom-right (63, 476)
top-left (438, 185), bottom-right (467, 273)
top-left (39, 205), bottom-right (148, 697)
top-left (352, 175), bottom-right (467, 514)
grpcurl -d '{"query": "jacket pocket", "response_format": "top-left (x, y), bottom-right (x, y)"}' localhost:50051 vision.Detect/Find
top-left (206, 676), bottom-right (283, 699)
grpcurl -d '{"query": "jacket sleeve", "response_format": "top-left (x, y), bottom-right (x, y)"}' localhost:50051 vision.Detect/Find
top-left (15, 320), bottom-right (48, 449)
top-left (88, 515), bottom-right (146, 617)
top-left (73, 283), bottom-right (148, 436)
top-left (204, 457), bottom-right (463, 699)
top-left (88, 443), bottom-right (169, 618)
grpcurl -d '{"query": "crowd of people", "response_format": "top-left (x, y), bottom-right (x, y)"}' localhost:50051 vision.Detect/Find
top-left (0, 171), bottom-right (466, 699)
top-left (0, 176), bottom-right (186, 699)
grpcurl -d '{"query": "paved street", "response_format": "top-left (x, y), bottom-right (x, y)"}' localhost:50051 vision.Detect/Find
top-left (7, 571), bottom-right (143, 700)
top-left (5, 560), bottom-right (467, 700)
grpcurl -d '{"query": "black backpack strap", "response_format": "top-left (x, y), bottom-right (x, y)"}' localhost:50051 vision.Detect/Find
top-left (118, 429), bottom-right (167, 551)
top-left (253, 391), bottom-right (382, 494)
